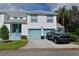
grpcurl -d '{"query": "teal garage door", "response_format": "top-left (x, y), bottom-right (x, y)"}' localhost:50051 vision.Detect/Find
top-left (43, 29), bottom-right (53, 38)
top-left (29, 29), bottom-right (41, 39)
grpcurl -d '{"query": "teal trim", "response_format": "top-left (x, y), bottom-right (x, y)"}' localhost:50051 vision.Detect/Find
top-left (9, 24), bottom-right (21, 40)
top-left (12, 24), bottom-right (21, 33)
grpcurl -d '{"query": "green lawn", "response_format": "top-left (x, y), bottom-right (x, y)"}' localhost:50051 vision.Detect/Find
top-left (0, 40), bottom-right (28, 50)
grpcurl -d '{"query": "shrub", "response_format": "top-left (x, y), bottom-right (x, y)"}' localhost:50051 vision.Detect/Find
top-left (75, 29), bottom-right (79, 35)
top-left (0, 25), bottom-right (9, 40)
top-left (67, 32), bottom-right (79, 42)
top-left (21, 35), bottom-right (27, 39)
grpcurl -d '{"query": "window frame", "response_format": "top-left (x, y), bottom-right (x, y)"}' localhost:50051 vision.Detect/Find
top-left (14, 17), bottom-right (18, 19)
top-left (19, 17), bottom-right (23, 19)
top-left (30, 15), bottom-right (38, 23)
top-left (47, 15), bottom-right (53, 23)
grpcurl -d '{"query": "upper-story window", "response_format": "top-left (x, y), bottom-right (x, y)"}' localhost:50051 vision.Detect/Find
top-left (31, 15), bottom-right (38, 23)
top-left (19, 17), bottom-right (23, 19)
top-left (47, 15), bottom-right (53, 23)
top-left (14, 17), bottom-right (18, 19)
top-left (10, 17), bottom-right (27, 20)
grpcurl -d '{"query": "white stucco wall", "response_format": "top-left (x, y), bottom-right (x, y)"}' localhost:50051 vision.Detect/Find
top-left (0, 14), bottom-right (5, 27)
top-left (27, 15), bottom-right (57, 29)
top-left (21, 24), bottom-right (28, 36)
top-left (53, 16), bottom-right (57, 30)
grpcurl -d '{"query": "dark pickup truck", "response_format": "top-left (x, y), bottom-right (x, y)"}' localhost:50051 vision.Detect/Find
top-left (46, 30), bottom-right (71, 44)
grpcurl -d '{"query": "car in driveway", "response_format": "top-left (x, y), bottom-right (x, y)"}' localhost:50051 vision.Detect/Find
top-left (46, 30), bottom-right (71, 44)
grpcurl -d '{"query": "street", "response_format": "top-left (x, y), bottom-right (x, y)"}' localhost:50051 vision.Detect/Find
top-left (0, 49), bottom-right (79, 56)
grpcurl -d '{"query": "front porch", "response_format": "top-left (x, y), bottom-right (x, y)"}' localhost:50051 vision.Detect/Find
top-left (9, 24), bottom-right (21, 40)
top-left (5, 24), bottom-right (28, 40)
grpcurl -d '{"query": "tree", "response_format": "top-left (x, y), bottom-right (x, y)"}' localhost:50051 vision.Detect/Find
top-left (72, 6), bottom-right (78, 15)
top-left (56, 6), bottom-right (69, 32)
top-left (68, 6), bottom-right (78, 32)
top-left (55, 5), bottom-right (78, 32)
top-left (0, 25), bottom-right (9, 40)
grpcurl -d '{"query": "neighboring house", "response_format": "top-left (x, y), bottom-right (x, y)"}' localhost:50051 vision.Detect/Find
top-left (55, 23), bottom-right (65, 34)
top-left (0, 10), bottom-right (64, 40)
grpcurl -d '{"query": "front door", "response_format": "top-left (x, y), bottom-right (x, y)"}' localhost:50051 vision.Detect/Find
top-left (10, 24), bottom-right (21, 40)
top-left (12, 24), bottom-right (21, 33)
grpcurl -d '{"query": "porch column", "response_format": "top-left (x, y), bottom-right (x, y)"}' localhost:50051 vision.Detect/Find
top-left (5, 24), bottom-right (10, 32)
top-left (53, 15), bottom-right (57, 30)
top-left (41, 26), bottom-right (44, 36)
top-left (21, 24), bottom-right (28, 36)
top-left (0, 15), bottom-right (4, 28)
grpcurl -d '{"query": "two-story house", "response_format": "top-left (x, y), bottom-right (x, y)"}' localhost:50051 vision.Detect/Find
top-left (0, 10), bottom-right (64, 40)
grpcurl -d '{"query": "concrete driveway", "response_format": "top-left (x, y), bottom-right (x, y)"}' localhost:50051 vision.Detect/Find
top-left (20, 39), bottom-right (53, 49)
top-left (19, 39), bottom-right (79, 49)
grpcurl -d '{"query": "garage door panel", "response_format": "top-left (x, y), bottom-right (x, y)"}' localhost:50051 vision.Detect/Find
top-left (29, 29), bottom-right (53, 39)
top-left (29, 29), bottom-right (41, 39)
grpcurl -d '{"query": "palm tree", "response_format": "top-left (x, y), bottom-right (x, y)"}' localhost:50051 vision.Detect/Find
top-left (56, 6), bottom-right (69, 32)
top-left (59, 6), bottom-right (68, 26)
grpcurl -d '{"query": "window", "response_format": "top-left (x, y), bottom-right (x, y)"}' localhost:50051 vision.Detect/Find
top-left (31, 19), bottom-right (37, 22)
top-left (31, 15), bottom-right (38, 23)
top-left (19, 17), bottom-right (23, 19)
top-left (14, 17), bottom-right (18, 19)
top-left (47, 15), bottom-right (53, 23)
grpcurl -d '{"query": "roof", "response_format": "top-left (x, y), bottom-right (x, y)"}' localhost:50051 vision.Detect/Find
top-left (25, 11), bottom-right (58, 15)
top-left (6, 11), bottom-right (26, 17)
top-left (57, 23), bottom-right (64, 28)
top-left (0, 10), bottom-right (58, 17)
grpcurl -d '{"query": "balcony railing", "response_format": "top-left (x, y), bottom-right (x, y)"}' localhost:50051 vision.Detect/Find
top-left (4, 19), bottom-right (27, 24)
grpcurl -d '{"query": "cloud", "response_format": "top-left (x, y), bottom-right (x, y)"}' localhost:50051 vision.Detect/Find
top-left (47, 3), bottom-right (79, 11)
top-left (53, 3), bottom-right (66, 11)
top-left (0, 3), bottom-right (17, 10)
top-left (0, 3), bottom-right (28, 11)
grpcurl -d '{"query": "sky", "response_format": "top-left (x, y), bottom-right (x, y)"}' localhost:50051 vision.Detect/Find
top-left (0, 3), bottom-right (79, 11)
